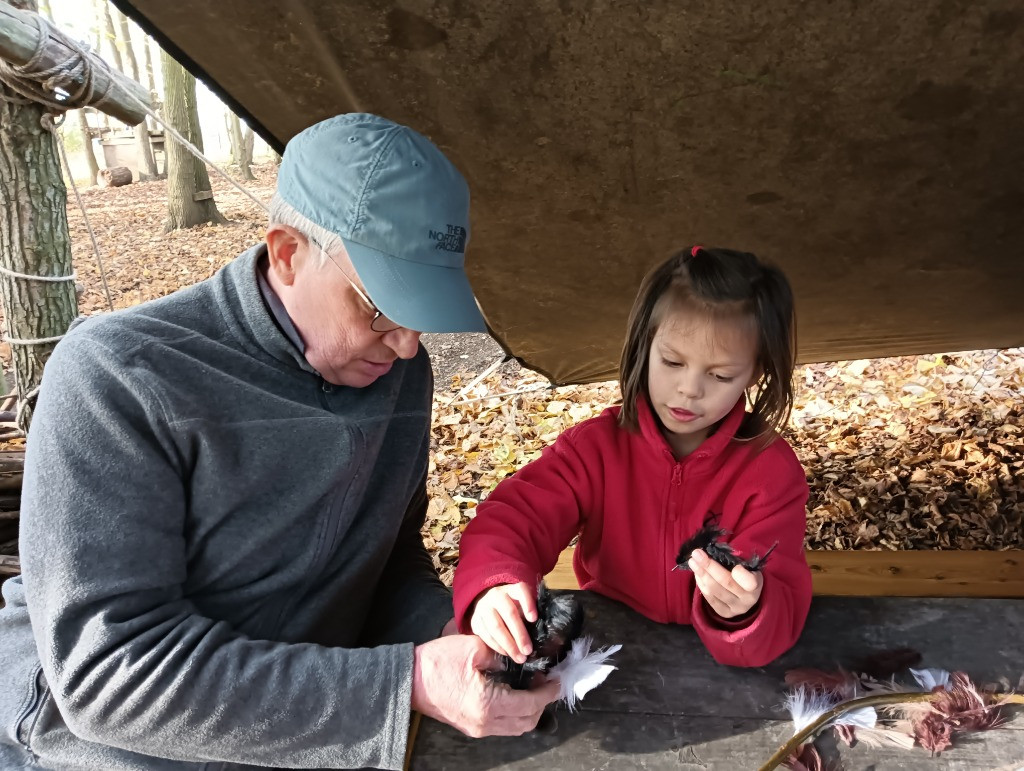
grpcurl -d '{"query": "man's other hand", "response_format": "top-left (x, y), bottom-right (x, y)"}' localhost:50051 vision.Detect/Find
top-left (411, 634), bottom-right (559, 737)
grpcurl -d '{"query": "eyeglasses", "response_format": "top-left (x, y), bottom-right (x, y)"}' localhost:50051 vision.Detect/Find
top-left (311, 237), bottom-right (402, 333)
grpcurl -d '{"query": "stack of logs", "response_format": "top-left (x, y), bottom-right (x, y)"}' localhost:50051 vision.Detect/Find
top-left (0, 448), bottom-right (20, 578)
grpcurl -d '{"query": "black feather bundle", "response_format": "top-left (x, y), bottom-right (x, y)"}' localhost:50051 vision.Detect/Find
top-left (674, 513), bottom-right (778, 572)
top-left (489, 582), bottom-right (584, 690)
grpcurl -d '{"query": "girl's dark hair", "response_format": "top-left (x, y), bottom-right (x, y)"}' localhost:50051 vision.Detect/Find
top-left (618, 246), bottom-right (797, 446)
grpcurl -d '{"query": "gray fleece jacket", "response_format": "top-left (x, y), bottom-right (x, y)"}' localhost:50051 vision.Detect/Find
top-left (0, 245), bottom-right (453, 770)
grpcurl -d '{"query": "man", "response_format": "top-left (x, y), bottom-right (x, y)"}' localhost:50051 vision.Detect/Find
top-left (0, 113), bottom-right (557, 770)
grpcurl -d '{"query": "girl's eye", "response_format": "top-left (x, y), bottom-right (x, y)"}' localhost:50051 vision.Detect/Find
top-left (661, 358), bottom-right (682, 368)
top-left (713, 374), bottom-right (735, 383)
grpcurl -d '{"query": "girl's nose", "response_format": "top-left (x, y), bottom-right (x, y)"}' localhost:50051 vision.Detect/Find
top-left (678, 372), bottom-right (703, 399)
top-left (384, 327), bottom-right (422, 359)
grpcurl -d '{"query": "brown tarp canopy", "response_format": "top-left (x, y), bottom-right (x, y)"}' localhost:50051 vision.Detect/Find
top-left (113, 0), bottom-right (1024, 384)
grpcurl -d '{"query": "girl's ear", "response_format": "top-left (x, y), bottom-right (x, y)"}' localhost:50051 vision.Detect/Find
top-left (746, 365), bottom-right (763, 390)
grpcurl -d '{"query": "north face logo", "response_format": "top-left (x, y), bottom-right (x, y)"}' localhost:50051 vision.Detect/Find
top-left (429, 224), bottom-right (467, 253)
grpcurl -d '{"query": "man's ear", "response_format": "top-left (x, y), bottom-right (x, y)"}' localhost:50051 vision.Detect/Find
top-left (265, 225), bottom-right (303, 286)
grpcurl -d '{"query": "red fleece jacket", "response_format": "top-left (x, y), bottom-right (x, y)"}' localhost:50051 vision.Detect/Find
top-left (453, 397), bottom-right (812, 667)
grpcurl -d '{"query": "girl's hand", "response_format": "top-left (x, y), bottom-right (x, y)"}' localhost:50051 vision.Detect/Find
top-left (469, 582), bottom-right (538, 664)
top-left (688, 549), bottom-right (763, 619)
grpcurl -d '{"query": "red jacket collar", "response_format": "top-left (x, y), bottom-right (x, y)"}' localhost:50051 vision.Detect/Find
top-left (636, 394), bottom-right (747, 461)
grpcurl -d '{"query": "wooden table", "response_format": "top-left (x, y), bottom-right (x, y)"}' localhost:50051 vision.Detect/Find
top-left (410, 592), bottom-right (1024, 770)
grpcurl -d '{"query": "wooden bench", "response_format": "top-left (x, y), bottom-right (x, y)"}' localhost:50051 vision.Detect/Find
top-left (546, 547), bottom-right (1024, 598)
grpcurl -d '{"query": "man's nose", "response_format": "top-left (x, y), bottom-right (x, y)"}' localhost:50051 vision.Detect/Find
top-left (384, 327), bottom-right (422, 359)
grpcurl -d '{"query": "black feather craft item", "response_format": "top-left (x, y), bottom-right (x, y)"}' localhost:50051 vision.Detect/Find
top-left (674, 513), bottom-right (778, 572)
top-left (489, 581), bottom-right (584, 690)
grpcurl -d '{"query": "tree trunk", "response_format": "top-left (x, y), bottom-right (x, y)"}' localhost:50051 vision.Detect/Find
top-left (0, 0), bottom-right (78, 433)
top-left (143, 34), bottom-right (156, 94)
top-left (75, 109), bottom-right (99, 184)
top-left (90, 2), bottom-right (109, 129)
top-left (114, 8), bottom-right (157, 179)
top-left (161, 49), bottom-right (224, 231)
top-left (242, 126), bottom-right (255, 173)
top-left (115, 8), bottom-right (138, 80)
top-left (100, 0), bottom-right (123, 73)
top-left (225, 110), bottom-right (254, 181)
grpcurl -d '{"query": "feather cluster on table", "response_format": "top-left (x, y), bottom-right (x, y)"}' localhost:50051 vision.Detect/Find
top-left (487, 582), bottom-right (621, 713)
top-left (769, 648), bottom-right (1024, 770)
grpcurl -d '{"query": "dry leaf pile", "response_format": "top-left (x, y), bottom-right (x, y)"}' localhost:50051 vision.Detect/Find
top-left (2, 168), bottom-right (1021, 581)
top-left (424, 350), bottom-right (1023, 582)
top-left (789, 353), bottom-right (1022, 552)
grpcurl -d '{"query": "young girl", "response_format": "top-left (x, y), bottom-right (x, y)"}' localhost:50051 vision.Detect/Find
top-left (453, 245), bottom-right (811, 668)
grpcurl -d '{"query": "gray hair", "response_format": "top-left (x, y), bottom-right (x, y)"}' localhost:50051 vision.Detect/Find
top-left (267, 192), bottom-right (345, 269)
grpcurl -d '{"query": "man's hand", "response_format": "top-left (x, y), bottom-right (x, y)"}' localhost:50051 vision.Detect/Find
top-left (469, 582), bottom-right (537, 664)
top-left (688, 548), bottom-right (763, 619)
top-left (411, 634), bottom-right (559, 737)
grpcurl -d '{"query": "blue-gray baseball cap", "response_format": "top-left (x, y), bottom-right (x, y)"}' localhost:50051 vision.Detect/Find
top-left (277, 113), bottom-right (487, 333)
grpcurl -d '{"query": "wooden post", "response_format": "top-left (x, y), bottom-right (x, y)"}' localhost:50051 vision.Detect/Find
top-left (0, 0), bottom-right (77, 433)
top-left (0, 2), bottom-right (152, 125)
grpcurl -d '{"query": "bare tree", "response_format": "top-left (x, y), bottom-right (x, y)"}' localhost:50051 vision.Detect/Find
top-left (113, 7), bottom-right (157, 179)
top-left (74, 109), bottom-right (100, 184)
top-left (0, 0), bottom-right (78, 431)
top-left (99, 0), bottom-right (122, 73)
top-left (160, 49), bottom-right (224, 231)
top-left (89, 0), bottom-right (109, 129)
top-left (225, 109), bottom-right (255, 181)
top-left (143, 34), bottom-right (156, 94)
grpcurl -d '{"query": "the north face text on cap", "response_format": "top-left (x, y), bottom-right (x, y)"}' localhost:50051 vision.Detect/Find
top-left (429, 225), bottom-right (467, 253)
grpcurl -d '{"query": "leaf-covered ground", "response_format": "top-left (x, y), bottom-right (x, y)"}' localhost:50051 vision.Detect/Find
top-left (2, 164), bottom-right (1021, 579)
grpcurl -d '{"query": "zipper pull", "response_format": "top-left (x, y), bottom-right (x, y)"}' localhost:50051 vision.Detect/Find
top-left (321, 379), bottom-right (333, 393)
top-left (671, 465), bottom-right (682, 486)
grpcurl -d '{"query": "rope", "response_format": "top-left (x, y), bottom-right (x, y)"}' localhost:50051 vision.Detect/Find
top-left (0, 264), bottom-right (74, 282)
top-left (46, 114), bottom-right (114, 311)
top-left (0, 12), bottom-right (115, 115)
top-left (131, 98), bottom-right (269, 213)
top-left (6, 334), bottom-right (64, 346)
top-left (14, 384), bottom-right (38, 434)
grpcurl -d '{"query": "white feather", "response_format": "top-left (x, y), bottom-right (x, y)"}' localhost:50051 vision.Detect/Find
top-left (784, 687), bottom-right (839, 733)
top-left (910, 667), bottom-right (952, 691)
top-left (836, 705), bottom-right (877, 730)
top-left (546, 636), bottom-right (622, 712)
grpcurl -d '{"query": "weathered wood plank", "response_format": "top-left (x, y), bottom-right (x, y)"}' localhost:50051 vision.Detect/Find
top-left (546, 548), bottom-right (1024, 598)
top-left (569, 594), bottom-right (1024, 720)
top-left (412, 712), bottom-right (1024, 771)
top-left (0, 553), bottom-right (19, 576)
top-left (411, 592), bottom-right (1024, 770)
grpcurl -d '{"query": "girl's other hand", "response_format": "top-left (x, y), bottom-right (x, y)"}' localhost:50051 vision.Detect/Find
top-left (688, 549), bottom-right (763, 618)
top-left (469, 582), bottom-right (538, 664)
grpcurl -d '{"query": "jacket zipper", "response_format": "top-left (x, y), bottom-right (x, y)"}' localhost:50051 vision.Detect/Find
top-left (317, 377), bottom-right (332, 408)
top-left (664, 458), bottom-right (684, 616)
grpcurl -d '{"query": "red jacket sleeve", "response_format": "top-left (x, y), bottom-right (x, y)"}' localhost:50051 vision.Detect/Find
top-left (452, 423), bottom-right (600, 632)
top-left (691, 440), bottom-right (812, 667)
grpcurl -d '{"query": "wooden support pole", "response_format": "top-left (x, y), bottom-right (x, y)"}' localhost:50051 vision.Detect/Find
top-left (0, 3), bottom-right (151, 125)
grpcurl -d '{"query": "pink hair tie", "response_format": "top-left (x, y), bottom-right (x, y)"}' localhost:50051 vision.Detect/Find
top-left (691, 245), bottom-right (703, 257)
